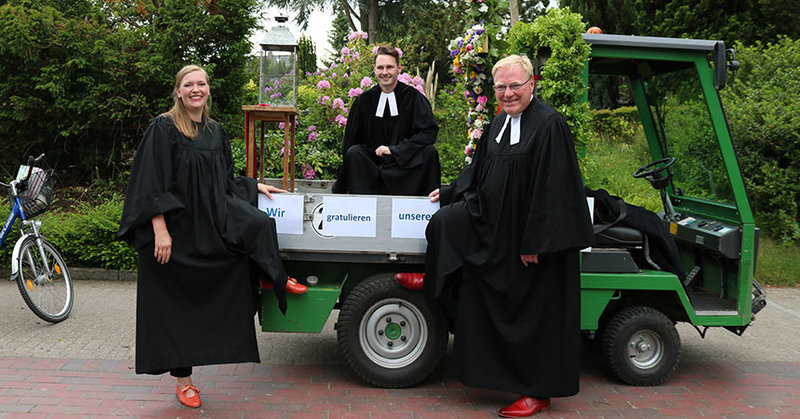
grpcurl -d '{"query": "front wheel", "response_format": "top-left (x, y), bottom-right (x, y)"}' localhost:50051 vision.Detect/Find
top-left (16, 237), bottom-right (74, 323)
top-left (336, 273), bottom-right (448, 388)
top-left (601, 306), bottom-right (680, 386)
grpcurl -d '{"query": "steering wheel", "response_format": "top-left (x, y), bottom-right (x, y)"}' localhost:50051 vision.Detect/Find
top-left (633, 157), bottom-right (675, 179)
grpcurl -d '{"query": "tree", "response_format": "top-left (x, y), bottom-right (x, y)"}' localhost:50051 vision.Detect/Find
top-left (297, 34), bottom-right (317, 77)
top-left (0, 0), bottom-right (260, 181)
top-left (562, 0), bottom-right (800, 46)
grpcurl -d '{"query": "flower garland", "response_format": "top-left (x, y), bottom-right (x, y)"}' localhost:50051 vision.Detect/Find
top-left (449, 0), bottom-right (508, 163)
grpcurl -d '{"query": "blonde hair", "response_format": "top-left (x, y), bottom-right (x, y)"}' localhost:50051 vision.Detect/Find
top-left (491, 54), bottom-right (534, 79)
top-left (164, 65), bottom-right (212, 139)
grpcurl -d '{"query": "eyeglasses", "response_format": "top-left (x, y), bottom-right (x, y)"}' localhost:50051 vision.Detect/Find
top-left (494, 77), bottom-right (532, 94)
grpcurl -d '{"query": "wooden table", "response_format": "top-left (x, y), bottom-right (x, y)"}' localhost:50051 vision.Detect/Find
top-left (242, 105), bottom-right (300, 191)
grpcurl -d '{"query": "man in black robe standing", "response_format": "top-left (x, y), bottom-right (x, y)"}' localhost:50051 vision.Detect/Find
top-left (425, 55), bottom-right (595, 417)
top-left (331, 46), bottom-right (440, 196)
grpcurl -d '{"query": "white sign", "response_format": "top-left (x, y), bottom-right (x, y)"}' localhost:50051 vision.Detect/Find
top-left (391, 198), bottom-right (439, 239)
top-left (257, 193), bottom-right (304, 235)
top-left (322, 196), bottom-right (377, 237)
top-left (582, 196), bottom-right (594, 253)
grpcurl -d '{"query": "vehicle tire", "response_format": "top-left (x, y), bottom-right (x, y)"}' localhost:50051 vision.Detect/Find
top-left (337, 273), bottom-right (448, 388)
top-left (601, 305), bottom-right (680, 386)
top-left (16, 237), bottom-right (74, 323)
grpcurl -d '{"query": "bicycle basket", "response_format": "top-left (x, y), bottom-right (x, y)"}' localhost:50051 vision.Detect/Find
top-left (19, 167), bottom-right (54, 217)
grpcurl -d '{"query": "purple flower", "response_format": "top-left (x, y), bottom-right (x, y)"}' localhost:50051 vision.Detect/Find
top-left (307, 131), bottom-right (318, 142)
top-left (348, 87), bottom-right (363, 97)
top-left (332, 97), bottom-right (346, 111)
top-left (270, 92), bottom-right (282, 98)
top-left (302, 164), bottom-right (316, 179)
top-left (335, 114), bottom-right (347, 127)
top-left (398, 73), bottom-right (412, 84)
top-left (317, 95), bottom-right (330, 104)
top-left (361, 76), bottom-right (374, 89)
top-left (341, 47), bottom-right (350, 56)
top-left (316, 80), bottom-right (331, 89)
top-left (279, 122), bottom-right (285, 129)
top-left (307, 125), bottom-right (317, 132)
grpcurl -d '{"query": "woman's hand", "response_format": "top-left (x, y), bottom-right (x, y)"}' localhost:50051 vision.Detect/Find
top-left (151, 214), bottom-right (172, 264)
top-left (257, 183), bottom-right (287, 200)
top-left (520, 254), bottom-right (539, 267)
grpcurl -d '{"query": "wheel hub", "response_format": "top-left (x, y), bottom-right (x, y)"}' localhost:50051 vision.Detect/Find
top-left (359, 298), bottom-right (428, 369)
top-left (627, 329), bottom-right (664, 369)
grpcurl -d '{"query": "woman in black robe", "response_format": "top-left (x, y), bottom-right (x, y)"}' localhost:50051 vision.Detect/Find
top-left (425, 56), bottom-right (594, 417)
top-left (117, 65), bottom-right (295, 408)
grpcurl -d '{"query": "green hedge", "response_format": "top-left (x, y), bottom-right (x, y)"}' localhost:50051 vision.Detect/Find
top-left (0, 196), bottom-right (136, 271)
top-left (721, 38), bottom-right (800, 243)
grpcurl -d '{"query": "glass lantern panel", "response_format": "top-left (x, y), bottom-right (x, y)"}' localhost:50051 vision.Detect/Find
top-left (259, 51), bottom-right (296, 106)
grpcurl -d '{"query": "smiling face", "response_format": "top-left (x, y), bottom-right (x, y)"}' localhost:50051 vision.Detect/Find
top-left (493, 64), bottom-right (534, 117)
top-left (374, 54), bottom-right (401, 93)
top-left (176, 70), bottom-right (210, 121)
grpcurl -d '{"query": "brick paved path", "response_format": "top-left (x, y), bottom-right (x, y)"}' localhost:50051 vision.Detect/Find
top-left (1, 356), bottom-right (799, 418)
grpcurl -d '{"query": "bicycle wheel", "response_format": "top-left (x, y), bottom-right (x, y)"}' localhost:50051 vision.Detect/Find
top-left (16, 236), bottom-right (74, 323)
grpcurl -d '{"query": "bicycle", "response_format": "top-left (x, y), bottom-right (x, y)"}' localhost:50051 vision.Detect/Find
top-left (0, 154), bottom-right (73, 323)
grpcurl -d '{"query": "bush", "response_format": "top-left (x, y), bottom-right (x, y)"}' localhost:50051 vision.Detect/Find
top-left (722, 38), bottom-right (800, 243)
top-left (0, 196), bottom-right (136, 271)
top-left (434, 81), bottom-right (470, 183)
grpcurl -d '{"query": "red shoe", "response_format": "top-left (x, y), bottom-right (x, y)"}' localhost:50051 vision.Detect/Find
top-left (261, 277), bottom-right (308, 294)
top-left (498, 396), bottom-right (550, 417)
top-left (285, 277), bottom-right (308, 294)
top-left (395, 272), bottom-right (424, 290)
top-left (176, 384), bottom-right (201, 408)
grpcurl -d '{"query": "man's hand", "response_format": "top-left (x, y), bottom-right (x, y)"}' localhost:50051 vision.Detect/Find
top-left (520, 254), bottom-right (539, 267)
top-left (258, 183), bottom-right (287, 200)
top-left (375, 145), bottom-right (392, 157)
top-left (429, 188), bottom-right (440, 202)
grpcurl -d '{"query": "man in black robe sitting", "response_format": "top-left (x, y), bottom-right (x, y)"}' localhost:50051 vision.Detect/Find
top-left (331, 46), bottom-right (440, 196)
top-left (425, 55), bottom-right (595, 417)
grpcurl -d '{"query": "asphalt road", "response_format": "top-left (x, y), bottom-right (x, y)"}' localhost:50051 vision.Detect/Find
top-left (0, 276), bottom-right (798, 366)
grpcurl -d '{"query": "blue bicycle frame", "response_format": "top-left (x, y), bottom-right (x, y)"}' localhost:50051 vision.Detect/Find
top-left (0, 196), bottom-right (26, 247)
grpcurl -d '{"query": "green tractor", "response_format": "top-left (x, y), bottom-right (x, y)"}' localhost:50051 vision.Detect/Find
top-left (254, 33), bottom-right (765, 387)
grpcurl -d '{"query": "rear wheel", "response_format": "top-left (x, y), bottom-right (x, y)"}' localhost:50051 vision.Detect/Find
top-left (601, 306), bottom-right (680, 386)
top-left (16, 237), bottom-right (73, 323)
top-left (337, 273), bottom-right (448, 388)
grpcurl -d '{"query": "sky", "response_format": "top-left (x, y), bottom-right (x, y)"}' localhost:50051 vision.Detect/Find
top-left (249, 7), bottom-right (336, 66)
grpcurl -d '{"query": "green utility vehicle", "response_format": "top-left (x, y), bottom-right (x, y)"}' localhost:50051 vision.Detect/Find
top-left (253, 33), bottom-right (766, 388)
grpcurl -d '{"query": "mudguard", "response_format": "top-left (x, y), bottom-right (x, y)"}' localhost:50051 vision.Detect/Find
top-left (10, 233), bottom-right (35, 279)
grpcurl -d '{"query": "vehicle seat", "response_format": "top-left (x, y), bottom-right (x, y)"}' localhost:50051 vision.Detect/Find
top-left (592, 225), bottom-right (662, 271)
top-left (595, 226), bottom-right (644, 247)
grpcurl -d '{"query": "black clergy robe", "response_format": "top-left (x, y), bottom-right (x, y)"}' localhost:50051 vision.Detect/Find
top-left (118, 115), bottom-right (287, 374)
top-left (425, 98), bottom-right (595, 397)
top-left (332, 82), bottom-right (440, 195)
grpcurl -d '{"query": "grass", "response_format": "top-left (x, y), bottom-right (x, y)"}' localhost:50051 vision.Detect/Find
top-left (756, 236), bottom-right (800, 287)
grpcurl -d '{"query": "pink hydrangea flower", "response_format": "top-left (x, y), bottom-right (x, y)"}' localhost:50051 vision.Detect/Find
top-left (316, 80), bottom-right (331, 89)
top-left (361, 76), bottom-right (374, 89)
top-left (395, 47), bottom-right (403, 58)
top-left (307, 125), bottom-right (317, 132)
top-left (348, 31), bottom-right (368, 41)
top-left (340, 47), bottom-right (350, 56)
top-left (348, 87), bottom-right (363, 97)
top-left (317, 95), bottom-right (330, 104)
top-left (335, 114), bottom-right (347, 127)
top-left (278, 122), bottom-right (285, 129)
top-left (398, 73), bottom-right (412, 84)
top-left (307, 131), bottom-right (318, 142)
